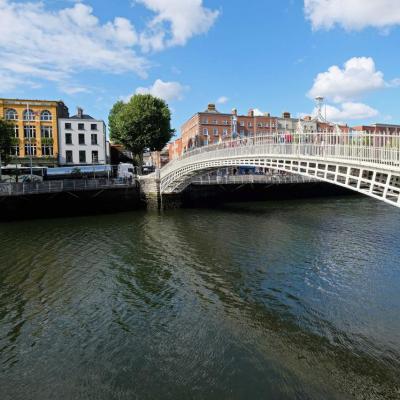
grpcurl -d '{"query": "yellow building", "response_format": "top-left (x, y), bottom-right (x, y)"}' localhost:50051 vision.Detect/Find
top-left (0, 98), bottom-right (69, 166)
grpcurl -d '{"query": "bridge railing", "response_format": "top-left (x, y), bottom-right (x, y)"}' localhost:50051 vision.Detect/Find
top-left (191, 174), bottom-right (316, 185)
top-left (162, 131), bottom-right (400, 176)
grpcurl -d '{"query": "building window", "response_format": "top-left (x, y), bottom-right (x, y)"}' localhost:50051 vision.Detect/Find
top-left (24, 144), bottom-right (37, 156)
top-left (213, 119), bottom-right (218, 124)
top-left (91, 124), bottom-right (97, 130)
top-left (41, 126), bottom-right (52, 138)
top-left (66, 151), bottom-right (73, 163)
top-left (240, 121), bottom-right (245, 127)
top-left (223, 128), bottom-right (228, 136)
top-left (202, 118), bottom-right (208, 124)
top-left (13, 125), bottom-right (19, 137)
top-left (92, 151), bottom-right (99, 163)
top-left (78, 123), bottom-right (85, 130)
top-left (65, 133), bottom-right (72, 145)
top-left (65, 122), bottom-right (72, 129)
top-left (223, 120), bottom-right (228, 125)
top-left (41, 145), bottom-right (53, 156)
top-left (203, 128), bottom-right (209, 135)
top-left (248, 122), bottom-right (252, 127)
top-left (213, 128), bottom-right (218, 136)
top-left (40, 110), bottom-right (52, 121)
top-left (79, 133), bottom-right (85, 145)
top-left (23, 109), bottom-right (35, 121)
top-left (10, 146), bottom-right (19, 156)
top-left (79, 150), bottom-right (86, 163)
top-left (24, 125), bottom-right (36, 138)
top-left (240, 129), bottom-right (244, 135)
top-left (5, 109), bottom-right (18, 120)
top-left (258, 123), bottom-right (263, 127)
top-left (91, 134), bottom-right (98, 145)
top-left (203, 140), bottom-right (209, 146)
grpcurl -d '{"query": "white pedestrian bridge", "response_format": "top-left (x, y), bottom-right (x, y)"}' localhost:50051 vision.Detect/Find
top-left (160, 131), bottom-right (400, 208)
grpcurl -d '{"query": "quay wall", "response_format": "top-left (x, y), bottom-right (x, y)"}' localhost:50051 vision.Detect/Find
top-left (0, 186), bottom-right (143, 221)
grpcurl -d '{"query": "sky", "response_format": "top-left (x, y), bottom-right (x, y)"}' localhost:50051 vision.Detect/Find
top-left (1, 0), bottom-right (400, 137)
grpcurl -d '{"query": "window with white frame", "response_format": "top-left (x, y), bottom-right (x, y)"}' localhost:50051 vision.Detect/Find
top-left (40, 110), bottom-right (52, 121)
top-left (203, 128), bottom-right (209, 135)
top-left (23, 109), bottom-right (35, 121)
top-left (24, 125), bottom-right (36, 138)
top-left (222, 128), bottom-right (228, 136)
top-left (240, 121), bottom-right (245, 127)
top-left (24, 144), bottom-right (37, 156)
top-left (5, 109), bottom-right (18, 120)
top-left (41, 126), bottom-right (52, 138)
top-left (213, 128), bottom-right (218, 136)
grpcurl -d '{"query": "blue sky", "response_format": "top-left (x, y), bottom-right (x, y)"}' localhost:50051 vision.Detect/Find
top-left (1, 0), bottom-right (400, 136)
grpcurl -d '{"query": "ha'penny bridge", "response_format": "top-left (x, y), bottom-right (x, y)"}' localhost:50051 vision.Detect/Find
top-left (141, 130), bottom-right (400, 208)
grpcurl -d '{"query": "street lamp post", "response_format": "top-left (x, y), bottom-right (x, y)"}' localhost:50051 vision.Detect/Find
top-left (26, 103), bottom-right (34, 180)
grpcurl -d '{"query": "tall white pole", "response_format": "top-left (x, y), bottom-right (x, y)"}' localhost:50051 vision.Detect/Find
top-left (27, 102), bottom-right (33, 179)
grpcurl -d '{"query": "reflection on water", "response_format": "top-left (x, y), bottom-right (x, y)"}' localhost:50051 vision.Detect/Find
top-left (0, 196), bottom-right (399, 399)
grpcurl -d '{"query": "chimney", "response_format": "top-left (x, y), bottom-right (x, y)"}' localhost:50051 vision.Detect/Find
top-left (248, 109), bottom-right (254, 117)
top-left (207, 103), bottom-right (216, 112)
top-left (77, 107), bottom-right (83, 118)
top-left (232, 108), bottom-right (237, 116)
top-left (282, 111), bottom-right (291, 119)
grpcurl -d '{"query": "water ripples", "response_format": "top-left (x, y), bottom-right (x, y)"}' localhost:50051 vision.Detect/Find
top-left (0, 198), bottom-right (400, 399)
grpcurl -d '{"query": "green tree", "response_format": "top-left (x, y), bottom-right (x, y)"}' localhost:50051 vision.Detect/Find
top-left (109, 94), bottom-right (174, 163)
top-left (0, 118), bottom-right (14, 171)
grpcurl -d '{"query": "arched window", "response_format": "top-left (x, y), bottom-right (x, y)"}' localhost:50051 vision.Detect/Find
top-left (23, 109), bottom-right (35, 121)
top-left (5, 109), bottom-right (18, 120)
top-left (40, 110), bottom-right (52, 121)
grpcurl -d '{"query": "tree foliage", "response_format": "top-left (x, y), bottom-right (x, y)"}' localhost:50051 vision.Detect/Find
top-left (109, 94), bottom-right (174, 158)
top-left (0, 118), bottom-right (15, 166)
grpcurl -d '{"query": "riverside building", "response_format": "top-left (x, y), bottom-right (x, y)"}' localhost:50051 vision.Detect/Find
top-left (58, 108), bottom-right (107, 165)
top-left (170, 104), bottom-right (318, 160)
top-left (0, 98), bottom-right (69, 166)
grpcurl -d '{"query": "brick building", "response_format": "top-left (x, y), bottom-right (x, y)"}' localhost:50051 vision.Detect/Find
top-left (177, 104), bottom-right (279, 156)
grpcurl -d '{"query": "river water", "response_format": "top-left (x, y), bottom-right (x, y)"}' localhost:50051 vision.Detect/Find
top-left (0, 196), bottom-right (399, 399)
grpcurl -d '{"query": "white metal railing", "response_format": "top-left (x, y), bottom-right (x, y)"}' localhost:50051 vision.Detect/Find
top-left (0, 178), bottom-right (137, 197)
top-left (162, 131), bottom-right (400, 178)
top-left (191, 173), bottom-right (316, 185)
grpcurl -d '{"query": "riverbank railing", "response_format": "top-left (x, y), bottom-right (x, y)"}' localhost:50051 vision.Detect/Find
top-left (0, 178), bottom-right (138, 197)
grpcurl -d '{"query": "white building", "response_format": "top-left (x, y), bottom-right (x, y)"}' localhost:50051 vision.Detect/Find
top-left (58, 107), bottom-right (107, 165)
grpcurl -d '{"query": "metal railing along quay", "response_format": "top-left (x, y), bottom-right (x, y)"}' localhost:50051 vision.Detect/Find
top-left (0, 179), bottom-right (137, 197)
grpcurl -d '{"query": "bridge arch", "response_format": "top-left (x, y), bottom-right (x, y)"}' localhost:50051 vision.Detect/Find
top-left (160, 136), bottom-right (400, 207)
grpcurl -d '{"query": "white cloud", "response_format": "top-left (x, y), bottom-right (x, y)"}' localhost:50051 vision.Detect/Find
top-left (304, 0), bottom-right (400, 31)
top-left (314, 102), bottom-right (379, 122)
top-left (217, 96), bottom-right (229, 104)
top-left (0, 0), bottom-right (219, 94)
top-left (136, 0), bottom-right (219, 51)
top-left (0, 1), bottom-right (148, 93)
top-left (135, 79), bottom-right (188, 101)
top-left (308, 57), bottom-right (385, 103)
top-left (253, 108), bottom-right (266, 116)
